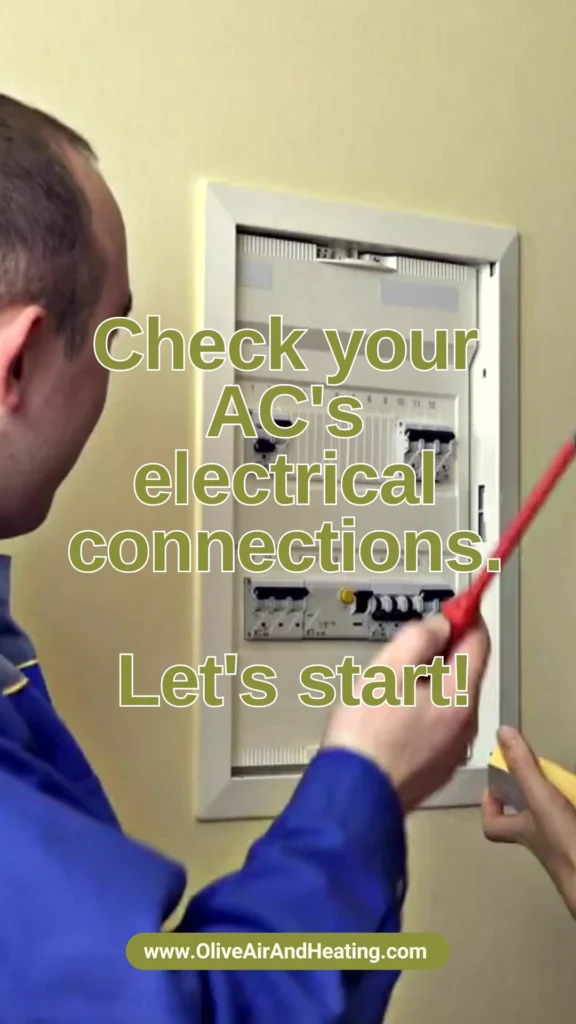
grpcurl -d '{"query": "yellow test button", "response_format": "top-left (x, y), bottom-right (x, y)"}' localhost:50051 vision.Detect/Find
top-left (339, 588), bottom-right (356, 605)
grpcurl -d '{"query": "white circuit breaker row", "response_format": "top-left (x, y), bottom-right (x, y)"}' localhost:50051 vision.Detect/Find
top-left (243, 578), bottom-right (455, 643)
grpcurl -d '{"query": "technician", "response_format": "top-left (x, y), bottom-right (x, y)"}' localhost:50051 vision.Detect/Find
top-left (0, 92), bottom-right (572, 1024)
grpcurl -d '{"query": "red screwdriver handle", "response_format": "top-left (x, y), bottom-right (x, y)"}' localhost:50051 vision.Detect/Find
top-left (441, 589), bottom-right (481, 646)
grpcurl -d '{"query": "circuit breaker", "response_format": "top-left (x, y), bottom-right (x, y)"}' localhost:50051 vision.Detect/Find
top-left (396, 421), bottom-right (456, 484)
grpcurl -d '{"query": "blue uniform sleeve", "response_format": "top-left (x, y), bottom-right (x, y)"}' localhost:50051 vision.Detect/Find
top-left (0, 746), bottom-right (406, 1024)
top-left (176, 747), bottom-right (408, 1024)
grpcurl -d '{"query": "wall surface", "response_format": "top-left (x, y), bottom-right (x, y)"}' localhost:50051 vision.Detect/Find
top-left (1, 0), bottom-right (576, 1020)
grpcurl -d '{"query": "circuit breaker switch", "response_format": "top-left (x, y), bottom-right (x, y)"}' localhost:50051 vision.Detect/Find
top-left (253, 437), bottom-right (277, 455)
top-left (396, 595), bottom-right (409, 613)
top-left (397, 420), bottom-right (456, 484)
top-left (351, 590), bottom-right (374, 615)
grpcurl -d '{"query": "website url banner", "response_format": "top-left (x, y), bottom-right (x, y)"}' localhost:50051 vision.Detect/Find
top-left (126, 933), bottom-right (450, 970)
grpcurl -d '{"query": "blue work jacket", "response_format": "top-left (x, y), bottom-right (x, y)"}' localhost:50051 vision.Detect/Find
top-left (0, 554), bottom-right (407, 1022)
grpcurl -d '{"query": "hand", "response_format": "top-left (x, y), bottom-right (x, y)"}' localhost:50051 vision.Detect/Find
top-left (482, 726), bottom-right (576, 918)
top-left (322, 613), bottom-right (490, 812)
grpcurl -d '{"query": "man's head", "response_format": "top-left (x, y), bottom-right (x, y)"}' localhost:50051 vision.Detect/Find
top-left (0, 95), bottom-right (131, 538)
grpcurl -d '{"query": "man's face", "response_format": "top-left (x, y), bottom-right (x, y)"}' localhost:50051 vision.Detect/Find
top-left (0, 148), bottom-right (132, 538)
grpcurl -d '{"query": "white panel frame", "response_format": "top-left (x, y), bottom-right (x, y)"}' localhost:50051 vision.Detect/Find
top-left (193, 182), bottom-right (519, 821)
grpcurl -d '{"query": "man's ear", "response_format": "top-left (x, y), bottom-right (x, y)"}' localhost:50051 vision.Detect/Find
top-left (0, 306), bottom-right (47, 412)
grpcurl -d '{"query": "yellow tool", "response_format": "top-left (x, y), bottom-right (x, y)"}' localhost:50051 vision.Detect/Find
top-left (488, 746), bottom-right (576, 811)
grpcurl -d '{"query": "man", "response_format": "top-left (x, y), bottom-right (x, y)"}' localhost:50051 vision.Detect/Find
top-left (0, 93), bottom-right (565, 1023)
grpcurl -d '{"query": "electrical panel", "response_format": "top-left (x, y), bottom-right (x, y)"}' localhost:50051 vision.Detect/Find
top-left (195, 184), bottom-right (518, 820)
top-left (228, 231), bottom-right (477, 776)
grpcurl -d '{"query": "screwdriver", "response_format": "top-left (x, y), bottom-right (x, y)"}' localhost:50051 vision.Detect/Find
top-left (441, 433), bottom-right (576, 644)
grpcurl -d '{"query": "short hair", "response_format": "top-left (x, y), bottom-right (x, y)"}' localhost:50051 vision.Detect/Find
top-left (0, 94), bottom-right (105, 355)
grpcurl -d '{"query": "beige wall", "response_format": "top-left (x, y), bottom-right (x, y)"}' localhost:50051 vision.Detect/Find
top-left (2, 0), bottom-right (576, 1019)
